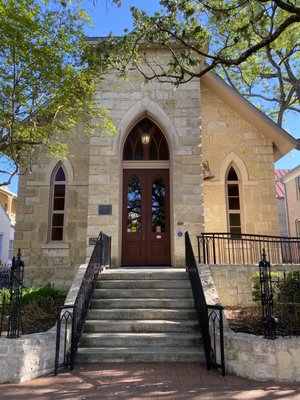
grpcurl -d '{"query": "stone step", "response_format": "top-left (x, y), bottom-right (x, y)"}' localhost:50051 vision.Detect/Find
top-left (100, 269), bottom-right (188, 281)
top-left (77, 268), bottom-right (203, 365)
top-left (93, 288), bottom-right (193, 299)
top-left (76, 346), bottom-right (205, 363)
top-left (96, 279), bottom-right (191, 289)
top-left (91, 298), bottom-right (194, 309)
top-left (86, 308), bottom-right (197, 321)
top-left (83, 319), bottom-right (200, 333)
top-left (79, 332), bottom-right (202, 347)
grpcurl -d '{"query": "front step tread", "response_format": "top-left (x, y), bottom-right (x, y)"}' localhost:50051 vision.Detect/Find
top-left (91, 298), bottom-right (194, 309)
top-left (83, 319), bottom-right (200, 333)
top-left (93, 288), bottom-right (193, 298)
top-left (97, 279), bottom-right (191, 289)
top-left (76, 346), bottom-right (205, 362)
top-left (86, 308), bottom-right (197, 320)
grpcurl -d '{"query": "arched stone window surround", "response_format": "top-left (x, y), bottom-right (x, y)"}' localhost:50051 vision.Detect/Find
top-left (45, 159), bottom-right (74, 185)
top-left (220, 152), bottom-right (249, 184)
top-left (114, 99), bottom-right (179, 158)
top-left (123, 118), bottom-right (169, 161)
top-left (49, 163), bottom-right (68, 242)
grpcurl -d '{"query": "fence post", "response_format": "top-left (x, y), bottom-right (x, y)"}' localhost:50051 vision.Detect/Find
top-left (259, 249), bottom-right (276, 339)
top-left (7, 249), bottom-right (24, 339)
top-left (202, 233), bottom-right (207, 264)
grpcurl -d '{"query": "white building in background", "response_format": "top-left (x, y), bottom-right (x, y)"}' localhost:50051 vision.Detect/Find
top-left (0, 187), bottom-right (17, 265)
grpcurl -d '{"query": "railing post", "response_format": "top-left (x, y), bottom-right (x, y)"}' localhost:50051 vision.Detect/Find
top-left (219, 308), bottom-right (225, 377)
top-left (212, 234), bottom-right (216, 265)
top-left (202, 233), bottom-right (206, 264)
top-left (7, 249), bottom-right (24, 339)
top-left (259, 249), bottom-right (276, 339)
top-left (54, 310), bottom-right (62, 376)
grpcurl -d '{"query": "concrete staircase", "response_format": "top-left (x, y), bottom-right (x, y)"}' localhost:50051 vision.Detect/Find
top-left (76, 268), bottom-right (204, 363)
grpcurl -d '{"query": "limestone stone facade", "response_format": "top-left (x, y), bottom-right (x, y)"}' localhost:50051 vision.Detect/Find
top-left (14, 47), bottom-right (297, 288)
top-left (202, 89), bottom-right (276, 234)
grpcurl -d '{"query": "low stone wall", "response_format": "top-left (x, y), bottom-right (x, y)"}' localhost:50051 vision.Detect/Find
top-left (225, 332), bottom-right (300, 381)
top-left (0, 329), bottom-right (57, 383)
top-left (209, 263), bottom-right (300, 306)
top-left (0, 264), bottom-right (87, 383)
top-left (199, 264), bottom-right (300, 382)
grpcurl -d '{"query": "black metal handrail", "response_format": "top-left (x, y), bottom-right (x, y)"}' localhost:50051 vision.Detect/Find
top-left (185, 232), bottom-right (225, 376)
top-left (54, 231), bottom-right (111, 374)
top-left (198, 232), bottom-right (300, 265)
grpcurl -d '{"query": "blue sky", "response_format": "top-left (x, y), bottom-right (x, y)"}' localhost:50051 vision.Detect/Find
top-left (1, 0), bottom-right (299, 193)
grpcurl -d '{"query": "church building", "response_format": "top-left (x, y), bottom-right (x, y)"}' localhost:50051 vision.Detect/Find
top-left (14, 44), bottom-right (298, 288)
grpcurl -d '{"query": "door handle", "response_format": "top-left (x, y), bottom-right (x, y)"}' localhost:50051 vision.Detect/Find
top-left (143, 234), bottom-right (145, 241)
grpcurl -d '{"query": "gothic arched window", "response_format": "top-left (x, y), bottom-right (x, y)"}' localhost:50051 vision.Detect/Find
top-left (226, 166), bottom-right (242, 235)
top-left (50, 165), bottom-right (67, 241)
top-left (123, 118), bottom-right (169, 161)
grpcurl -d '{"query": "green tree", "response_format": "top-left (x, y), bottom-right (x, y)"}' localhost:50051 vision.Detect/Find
top-left (0, 0), bottom-right (113, 186)
top-left (99, 0), bottom-right (299, 126)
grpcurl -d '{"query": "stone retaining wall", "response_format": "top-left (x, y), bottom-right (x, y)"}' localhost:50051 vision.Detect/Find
top-left (209, 263), bottom-right (300, 306)
top-left (225, 332), bottom-right (300, 381)
top-left (0, 264), bottom-right (87, 383)
top-left (199, 264), bottom-right (300, 382)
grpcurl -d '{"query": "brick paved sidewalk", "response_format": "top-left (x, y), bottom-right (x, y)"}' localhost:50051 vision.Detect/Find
top-left (1, 363), bottom-right (300, 399)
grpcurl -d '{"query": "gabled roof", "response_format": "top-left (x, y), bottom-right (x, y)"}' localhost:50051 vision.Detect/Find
top-left (275, 169), bottom-right (290, 198)
top-left (0, 202), bottom-right (11, 224)
top-left (281, 164), bottom-right (300, 184)
top-left (0, 186), bottom-right (17, 198)
top-left (201, 72), bottom-right (299, 161)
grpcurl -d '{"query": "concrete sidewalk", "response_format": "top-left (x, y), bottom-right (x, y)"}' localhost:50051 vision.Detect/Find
top-left (1, 363), bottom-right (299, 399)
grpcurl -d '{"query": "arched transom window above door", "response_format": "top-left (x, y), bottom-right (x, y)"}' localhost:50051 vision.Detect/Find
top-left (123, 118), bottom-right (169, 161)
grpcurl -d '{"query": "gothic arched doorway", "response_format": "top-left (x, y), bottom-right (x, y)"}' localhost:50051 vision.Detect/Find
top-left (122, 118), bottom-right (171, 265)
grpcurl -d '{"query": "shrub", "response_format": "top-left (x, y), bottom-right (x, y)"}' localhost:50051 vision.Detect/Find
top-left (21, 284), bottom-right (66, 314)
top-left (251, 270), bottom-right (300, 305)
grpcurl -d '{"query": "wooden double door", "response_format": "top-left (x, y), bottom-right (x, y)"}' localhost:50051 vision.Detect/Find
top-left (122, 169), bottom-right (171, 265)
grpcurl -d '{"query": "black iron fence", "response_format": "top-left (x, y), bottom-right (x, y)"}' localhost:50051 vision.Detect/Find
top-left (185, 232), bottom-right (225, 376)
top-left (0, 249), bottom-right (25, 338)
top-left (0, 264), bottom-right (12, 289)
top-left (198, 233), bottom-right (300, 265)
top-left (54, 231), bottom-right (111, 374)
top-left (258, 250), bottom-right (300, 338)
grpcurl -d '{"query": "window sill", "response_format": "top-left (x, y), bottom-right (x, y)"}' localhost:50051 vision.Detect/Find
top-left (42, 242), bottom-right (70, 249)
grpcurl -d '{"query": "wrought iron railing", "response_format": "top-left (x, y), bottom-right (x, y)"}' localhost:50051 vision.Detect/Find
top-left (185, 232), bottom-right (225, 376)
top-left (0, 249), bottom-right (25, 338)
top-left (54, 231), bottom-right (111, 374)
top-left (198, 232), bottom-right (300, 265)
top-left (0, 264), bottom-right (12, 289)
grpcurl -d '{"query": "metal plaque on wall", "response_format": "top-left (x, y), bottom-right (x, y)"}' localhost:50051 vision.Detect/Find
top-left (89, 237), bottom-right (98, 245)
top-left (98, 204), bottom-right (112, 215)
